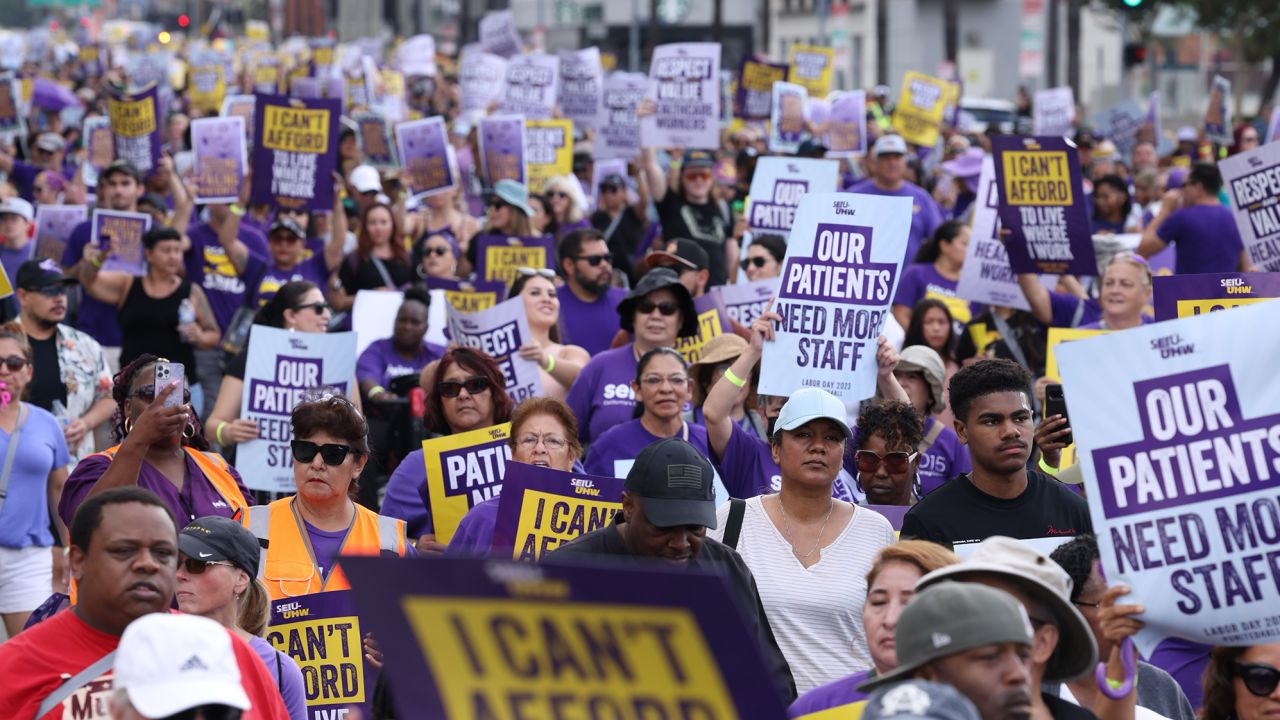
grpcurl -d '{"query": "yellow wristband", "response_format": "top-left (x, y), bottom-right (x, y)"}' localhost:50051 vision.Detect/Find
top-left (369, 386), bottom-right (385, 397)
top-left (229, 203), bottom-right (245, 217)
top-left (1038, 454), bottom-right (1059, 476)
top-left (723, 368), bottom-right (748, 388)
top-left (544, 354), bottom-right (556, 373)
top-left (215, 421), bottom-right (227, 445)
top-left (89, 253), bottom-right (104, 268)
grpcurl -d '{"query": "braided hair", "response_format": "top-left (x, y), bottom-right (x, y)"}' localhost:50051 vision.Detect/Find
top-left (111, 354), bottom-right (209, 450)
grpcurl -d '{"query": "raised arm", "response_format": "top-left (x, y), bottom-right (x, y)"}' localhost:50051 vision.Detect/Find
top-left (324, 173), bottom-right (348, 272)
top-left (1138, 189), bottom-right (1179, 258)
top-left (78, 240), bottom-right (133, 307)
top-left (1015, 273), bottom-right (1054, 326)
top-left (166, 155), bottom-right (195, 240)
top-left (705, 308), bottom-right (772, 459)
top-left (875, 336), bottom-right (909, 404)
top-left (639, 144), bottom-right (669, 205)
top-left (184, 285), bottom-right (223, 350)
top-left (211, 206), bottom-right (249, 274)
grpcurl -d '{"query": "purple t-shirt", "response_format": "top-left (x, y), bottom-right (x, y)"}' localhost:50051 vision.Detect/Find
top-left (62, 220), bottom-right (122, 347)
top-left (1156, 203), bottom-right (1243, 276)
top-left (1149, 638), bottom-right (1211, 710)
top-left (711, 421), bottom-right (781, 498)
top-left (184, 222), bottom-right (269, 331)
top-left (380, 448), bottom-right (431, 537)
top-left (584, 419), bottom-right (711, 478)
top-left (245, 254), bottom-right (331, 307)
top-left (60, 450), bottom-right (251, 527)
top-left (558, 286), bottom-right (627, 357)
top-left (303, 519), bottom-right (347, 580)
top-left (444, 496), bottom-right (501, 556)
top-left (788, 669), bottom-right (871, 718)
top-left (844, 179), bottom-right (944, 263)
top-left (892, 262), bottom-right (973, 324)
top-left (1048, 290), bottom-right (1104, 328)
top-left (564, 344), bottom-right (638, 443)
top-left (248, 635), bottom-right (308, 720)
top-left (356, 338), bottom-right (446, 388)
top-left (844, 416), bottom-right (971, 497)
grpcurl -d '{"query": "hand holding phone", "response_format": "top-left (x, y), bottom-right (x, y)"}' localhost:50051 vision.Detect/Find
top-left (1042, 383), bottom-right (1072, 447)
top-left (154, 362), bottom-right (186, 410)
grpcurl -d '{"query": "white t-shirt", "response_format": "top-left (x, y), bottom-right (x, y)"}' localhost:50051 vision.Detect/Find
top-left (710, 496), bottom-right (895, 694)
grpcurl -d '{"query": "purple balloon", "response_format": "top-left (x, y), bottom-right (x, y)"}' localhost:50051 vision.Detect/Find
top-left (32, 78), bottom-right (81, 111)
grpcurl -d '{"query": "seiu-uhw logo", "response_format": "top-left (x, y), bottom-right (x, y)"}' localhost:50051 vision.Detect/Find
top-left (571, 477), bottom-right (600, 496)
top-left (1220, 277), bottom-right (1253, 294)
top-left (288, 338), bottom-right (308, 350)
top-left (833, 200), bottom-right (855, 216)
top-left (1150, 333), bottom-right (1195, 358)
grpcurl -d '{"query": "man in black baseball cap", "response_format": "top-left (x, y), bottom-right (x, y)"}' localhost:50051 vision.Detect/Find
top-left (644, 238), bottom-right (711, 297)
top-left (550, 437), bottom-right (797, 703)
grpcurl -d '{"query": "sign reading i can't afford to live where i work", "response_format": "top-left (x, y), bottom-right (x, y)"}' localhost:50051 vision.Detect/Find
top-left (992, 135), bottom-right (1096, 276)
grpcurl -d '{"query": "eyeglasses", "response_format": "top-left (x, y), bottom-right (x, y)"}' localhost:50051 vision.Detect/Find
top-left (0, 355), bottom-right (27, 371)
top-left (640, 374), bottom-right (689, 388)
top-left (636, 299), bottom-right (679, 316)
top-left (600, 184), bottom-right (622, 194)
top-left (573, 253), bottom-right (611, 267)
top-left (423, 246), bottom-right (452, 257)
top-left (855, 449), bottom-right (919, 474)
top-left (547, 190), bottom-right (570, 199)
top-left (34, 284), bottom-right (69, 297)
top-left (269, 232), bottom-right (303, 244)
top-left (683, 170), bottom-right (712, 181)
top-left (437, 375), bottom-right (491, 398)
top-left (1235, 662), bottom-right (1280, 697)
top-left (181, 556), bottom-right (235, 575)
top-left (292, 302), bottom-right (330, 314)
top-left (740, 257), bottom-right (769, 270)
top-left (516, 267), bottom-right (556, 279)
top-left (290, 439), bottom-right (359, 465)
top-left (516, 434), bottom-right (568, 451)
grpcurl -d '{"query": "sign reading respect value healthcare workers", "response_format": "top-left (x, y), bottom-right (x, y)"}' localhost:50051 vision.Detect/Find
top-left (267, 590), bottom-right (375, 720)
top-left (715, 276), bottom-right (780, 327)
top-left (641, 42), bottom-right (721, 151)
top-left (1057, 299), bottom-right (1280, 655)
top-left (759, 192), bottom-right (909, 405)
top-left (492, 463), bottom-right (624, 560)
top-left (446, 296), bottom-right (545, 404)
top-left (342, 556), bottom-right (788, 720)
top-left (1220, 142), bottom-right (1280, 274)
top-left (422, 423), bottom-right (513, 544)
top-left (1153, 272), bottom-right (1280, 321)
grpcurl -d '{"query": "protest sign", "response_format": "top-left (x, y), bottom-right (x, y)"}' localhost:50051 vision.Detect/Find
top-left (395, 116), bottom-right (455, 202)
top-left (736, 57), bottom-right (787, 120)
top-left (342, 556), bottom-right (788, 720)
top-left (807, 95), bottom-right (830, 128)
top-left (674, 293), bottom-right (731, 364)
top-left (0, 72), bottom-right (23, 145)
top-left (92, 209), bottom-right (152, 276)
top-left (458, 51), bottom-right (508, 120)
top-left (590, 158), bottom-right (628, 209)
top-left (759, 193), bottom-right (910, 404)
top-left (1058, 300), bottom-right (1280, 655)
top-left (423, 424), bottom-right (513, 544)
top-left (557, 47), bottom-right (603, 128)
top-left (1091, 99), bottom-right (1145, 160)
top-left (266, 590), bottom-right (375, 719)
top-left (107, 84), bottom-right (161, 174)
top-left (1152, 272), bottom-right (1280, 321)
top-left (377, 70), bottom-right (408, 123)
top-left (82, 115), bottom-right (114, 187)
top-left (477, 114), bottom-right (526, 186)
top-left (395, 34), bottom-right (437, 77)
top-left (992, 135), bottom-right (1097, 276)
top-left (1220, 142), bottom-right (1280, 273)
top-left (1045, 327), bottom-right (1108, 381)
top-left (351, 290), bottom-right (403, 359)
top-left (354, 112), bottom-right (396, 169)
top-left (892, 71), bottom-right (950, 148)
top-left (716, 276), bottom-right (780, 327)
top-left (191, 116), bottom-right (246, 205)
top-left (478, 10), bottom-right (523, 58)
top-left (641, 43), bottom-right (721, 151)
top-left (492, 463), bottom-right (624, 560)
top-left (33, 205), bottom-right (86, 262)
top-left (309, 37), bottom-right (336, 75)
top-left (188, 62), bottom-right (225, 113)
top-left (238, 325), bottom-right (357, 492)
top-left (525, 118), bottom-right (573, 194)
top-left (446, 296), bottom-right (545, 404)
top-left (219, 94), bottom-right (256, 143)
top-left (474, 234), bottom-right (556, 286)
top-left (1268, 111), bottom-right (1280, 146)
top-left (500, 54), bottom-right (560, 119)
top-left (787, 44), bottom-right (834, 97)
top-left (747, 156), bottom-right (840, 237)
top-left (250, 53), bottom-right (282, 94)
top-left (289, 76), bottom-right (319, 99)
top-left (426, 277), bottom-right (507, 313)
top-left (1204, 74), bottom-right (1232, 144)
top-left (769, 81), bottom-right (807, 154)
top-left (78, 44), bottom-right (104, 78)
top-left (955, 156), bottom-right (1033, 311)
top-left (1033, 86), bottom-right (1075, 137)
top-left (596, 71), bottom-right (646, 159)
top-left (250, 94), bottom-right (340, 212)
top-left (825, 90), bottom-right (867, 157)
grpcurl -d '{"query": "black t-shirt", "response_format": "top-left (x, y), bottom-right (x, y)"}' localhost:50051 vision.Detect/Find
top-left (338, 254), bottom-right (413, 294)
top-left (27, 334), bottom-right (67, 411)
top-left (655, 192), bottom-right (730, 285)
top-left (590, 207), bottom-right (644, 279)
top-left (901, 471), bottom-right (1092, 548)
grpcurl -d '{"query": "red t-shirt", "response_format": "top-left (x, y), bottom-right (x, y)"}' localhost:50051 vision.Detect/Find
top-left (0, 610), bottom-right (289, 720)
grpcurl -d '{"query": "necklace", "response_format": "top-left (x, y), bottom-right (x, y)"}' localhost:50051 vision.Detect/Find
top-left (777, 494), bottom-right (834, 562)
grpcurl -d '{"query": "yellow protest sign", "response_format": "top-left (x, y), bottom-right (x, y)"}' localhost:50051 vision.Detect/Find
top-left (1045, 327), bottom-right (1108, 381)
top-left (189, 64), bottom-right (225, 113)
top-left (266, 591), bottom-right (369, 712)
top-left (422, 423), bottom-right (512, 543)
top-left (440, 287), bottom-right (501, 313)
top-left (1001, 145), bottom-right (1074, 206)
top-left (261, 103), bottom-right (331, 153)
top-left (107, 94), bottom-right (157, 138)
top-left (477, 236), bottom-right (555, 287)
top-left (674, 296), bottom-right (730, 364)
top-left (892, 71), bottom-right (950, 147)
top-left (787, 45), bottom-right (834, 97)
top-left (524, 118), bottom-right (574, 194)
top-left (0, 257), bottom-right (11, 298)
top-left (493, 464), bottom-right (625, 561)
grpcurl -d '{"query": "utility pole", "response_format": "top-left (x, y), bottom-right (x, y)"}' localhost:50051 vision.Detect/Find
top-left (1066, 0), bottom-right (1080, 99)
top-left (875, 0), bottom-right (887, 85)
top-left (630, 0), bottom-right (640, 71)
top-left (943, 0), bottom-right (958, 66)
top-left (1046, 0), bottom-right (1058, 87)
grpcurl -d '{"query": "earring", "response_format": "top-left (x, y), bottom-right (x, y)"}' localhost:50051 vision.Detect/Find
top-left (123, 418), bottom-right (133, 435)
top-left (183, 422), bottom-right (195, 439)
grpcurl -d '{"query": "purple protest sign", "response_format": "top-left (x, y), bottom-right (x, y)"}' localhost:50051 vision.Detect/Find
top-left (642, 42), bottom-right (721, 150)
top-left (715, 276), bottom-right (780, 327)
top-left (769, 81), bottom-right (807, 154)
top-left (107, 84), bottom-right (161, 174)
top-left (191, 116), bottom-right (246, 204)
top-left (250, 93), bottom-right (340, 212)
top-left (82, 115), bottom-right (114, 187)
top-left (1220, 142), bottom-right (1280, 273)
top-left (675, 292), bottom-right (732, 364)
top-left (290, 76), bottom-right (320, 99)
top-left (220, 94), bottom-right (257, 145)
top-left (1204, 75), bottom-right (1232, 144)
top-left (736, 57), bottom-right (787, 120)
top-left (0, 73), bottom-right (24, 144)
top-left (266, 590), bottom-right (376, 719)
top-left (477, 115), bottom-right (526, 186)
top-left (478, 10), bottom-right (524, 58)
top-left (92, 209), bottom-right (152, 276)
top-left (499, 53), bottom-right (560, 119)
top-left (33, 205), bottom-right (87, 262)
top-left (1091, 100), bottom-right (1145, 160)
top-left (492, 462), bottom-right (624, 560)
top-left (1152, 272), bottom-right (1280, 321)
top-left (395, 117), bottom-right (455, 202)
top-left (557, 47), bottom-right (603, 128)
top-left (342, 556), bottom-right (789, 719)
top-left (992, 135), bottom-right (1097, 276)
top-left (825, 90), bottom-right (867, 157)
top-left (474, 234), bottom-right (556, 287)
top-left (354, 112), bottom-right (396, 169)
top-left (596, 71), bottom-right (645, 160)
top-left (458, 51), bottom-right (508, 120)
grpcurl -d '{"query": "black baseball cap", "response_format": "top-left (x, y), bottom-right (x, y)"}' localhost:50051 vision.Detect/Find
top-left (268, 217), bottom-right (306, 241)
top-left (644, 238), bottom-right (709, 273)
top-left (625, 438), bottom-right (717, 529)
top-left (101, 159), bottom-right (141, 183)
top-left (16, 258), bottom-right (78, 290)
top-left (681, 149), bottom-right (715, 170)
top-left (599, 174), bottom-right (627, 190)
top-left (179, 516), bottom-right (261, 577)
top-left (137, 193), bottom-right (167, 212)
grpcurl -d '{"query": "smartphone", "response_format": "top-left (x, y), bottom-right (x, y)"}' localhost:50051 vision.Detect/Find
top-left (1044, 384), bottom-right (1072, 446)
top-left (154, 362), bottom-right (186, 410)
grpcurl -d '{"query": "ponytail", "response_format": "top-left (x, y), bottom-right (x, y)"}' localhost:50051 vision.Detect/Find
top-left (238, 577), bottom-right (271, 637)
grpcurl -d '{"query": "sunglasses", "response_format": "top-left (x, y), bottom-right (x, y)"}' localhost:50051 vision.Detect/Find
top-left (0, 355), bottom-right (26, 371)
top-left (423, 245), bottom-right (452, 257)
top-left (517, 266), bottom-right (556, 279)
top-left (437, 375), bottom-right (491, 398)
top-left (548, 190), bottom-right (570, 199)
top-left (1236, 662), bottom-right (1280, 698)
top-left (292, 302), bottom-right (330, 314)
top-left (573, 253), bottom-right (611, 267)
top-left (683, 170), bottom-right (712, 181)
top-left (167, 705), bottom-right (243, 720)
top-left (181, 556), bottom-right (235, 575)
top-left (488, 200), bottom-right (510, 211)
top-left (855, 449), bottom-right (919, 474)
top-left (636, 299), bottom-right (679, 316)
top-left (290, 439), bottom-right (359, 465)
top-left (740, 257), bottom-right (769, 270)
top-left (600, 184), bottom-right (622, 194)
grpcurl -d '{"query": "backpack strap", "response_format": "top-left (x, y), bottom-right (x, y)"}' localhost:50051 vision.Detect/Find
top-left (36, 650), bottom-right (117, 719)
top-left (722, 498), bottom-right (747, 550)
top-left (917, 420), bottom-right (945, 456)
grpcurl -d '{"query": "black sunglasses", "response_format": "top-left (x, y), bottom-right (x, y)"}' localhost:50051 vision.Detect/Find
top-left (600, 184), bottom-right (622, 193)
top-left (547, 190), bottom-right (570, 199)
top-left (180, 556), bottom-right (235, 575)
top-left (292, 302), bottom-right (330, 314)
top-left (573, 253), bottom-right (611, 267)
top-left (167, 705), bottom-right (243, 720)
top-left (488, 199), bottom-right (509, 210)
top-left (636, 299), bottom-right (678, 316)
top-left (437, 375), bottom-right (491, 398)
top-left (740, 257), bottom-right (769, 270)
top-left (291, 440), bottom-right (359, 466)
top-left (33, 284), bottom-right (69, 297)
top-left (1235, 662), bottom-right (1280, 698)
top-left (423, 246), bottom-right (451, 257)
top-left (0, 355), bottom-right (26, 371)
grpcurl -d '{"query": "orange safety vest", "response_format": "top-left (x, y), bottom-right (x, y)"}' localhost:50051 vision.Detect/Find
top-left (243, 497), bottom-right (407, 601)
top-left (92, 444), bottom-right (250, 520)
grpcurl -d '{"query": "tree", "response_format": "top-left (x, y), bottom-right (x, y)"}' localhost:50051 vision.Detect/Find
top-left (1176, 1), bottom-right (1280, 116)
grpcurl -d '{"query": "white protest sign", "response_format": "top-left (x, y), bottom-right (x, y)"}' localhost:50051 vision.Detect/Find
top-left (759, 193), bottom-right (910, 404)
top-left (768, 81), bottom-right (807, 154)
top-left (478, 10), bottom-right (524, 58)
top-left (558, 47), bottom-right (603, 129)
top-left (1058, 300), bottom-right (1280, 655)
top-left (395, 35), bottom-right (437, 77)
top-left (500, 53), bottom-right (560, 120)
top-left (446, 296), bottom-right (544, 404)
top-left (955, 156), bottom-right (1032, 310)
top-left (1033, 86), bottom-right (1076, 137)
top-left (747, 156), bottom-right (840, 238)
top-left (1220, 142), bottom-right (1280, 274)
top-left (715, 277), bottom-right (781, 327)
top-left (459, 51), bottom-right (509, 121)
top-left (352, 290), bottom-right (404, 358)
top-left (641, 43), bottom-right (721, 151)
top-left (596, 72), bottom-right (646, 160)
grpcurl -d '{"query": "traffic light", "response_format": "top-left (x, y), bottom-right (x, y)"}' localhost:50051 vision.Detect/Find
top-left (178, 14), bottom-right (190, 28)
top-left (1123, 0), bottom-right (1144, 6)
top-left (1123, 42), bottom-right (1147, 68)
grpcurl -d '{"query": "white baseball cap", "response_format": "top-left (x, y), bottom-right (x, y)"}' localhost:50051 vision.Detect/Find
top-left (349, 164), bottom-right (382, 194)
top-left (114, 614), bottom-right (251, 718)
top-left (0, 197), bottom-right (34, 222)
top-left (774, 387), bottom-right (852, 439)
top-left (872, 134), bottom-right (909, 157)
